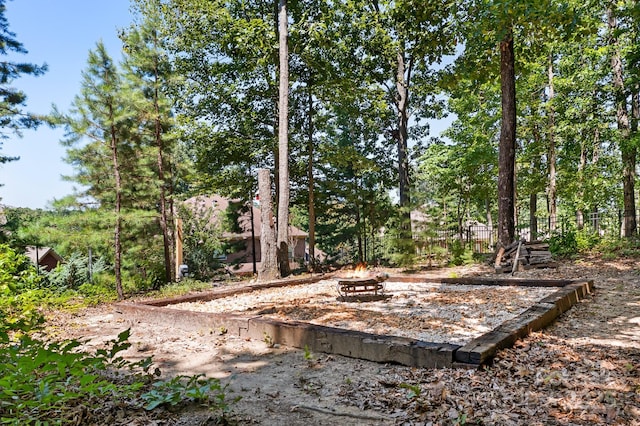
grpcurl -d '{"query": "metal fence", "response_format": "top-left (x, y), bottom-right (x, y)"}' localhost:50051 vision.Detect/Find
top-left (415, 210), bottom-right (638, 255)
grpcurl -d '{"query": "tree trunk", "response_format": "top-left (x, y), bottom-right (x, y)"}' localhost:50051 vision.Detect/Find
top-left (153, 55), bottom-right (174, 284)
top-left (258, 169), bottom-right (278, 280)
top-left (608, 6), bottom-right (637, 237)
top-left (306, 83), bottom-right (316, 272)
top-left (497, 29), bottom-right (516, 248)
top-left (529, 193), bottom-right (537, 241)
top-left (109, 108), bottom-right (124, 300)
top-left (276, 0), bottom-right (291, 276)
top-left (395, 47), bottom-right (414, 255)
top-left (547, 54), bottom-right (557, 232)
top-left (486, 198), bottom-right (494, 248)
top-left (576, 138), bottom-right (587, 230)
top-left (396, 48), bottom-right (411, 209)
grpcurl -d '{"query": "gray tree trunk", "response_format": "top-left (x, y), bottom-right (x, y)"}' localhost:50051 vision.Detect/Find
top-left (276, 0), bottom-right (291, 276)
top-left (258, 169), bottom-right (278, 280)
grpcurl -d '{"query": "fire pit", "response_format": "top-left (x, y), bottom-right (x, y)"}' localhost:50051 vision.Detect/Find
top-left (336, 265), bottom-right (388, 299)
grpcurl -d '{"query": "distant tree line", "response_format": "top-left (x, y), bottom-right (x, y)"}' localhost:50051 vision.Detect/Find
top-left (2, 0), bottom-right (640, 296)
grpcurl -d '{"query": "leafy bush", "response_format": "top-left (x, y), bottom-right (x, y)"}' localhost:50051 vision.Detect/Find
top-left (549, 228), bottom-right (578, 257)
top-left (142, 374), bottom-right (239, 412)
top-left (42, 252), bottom-right (108, 292)
top-left (448, 239), bottom-right (475, 266)
top-left (0, 244), bottom-right (42, 293)
top-left (0, 244), bottom-right (238, 424)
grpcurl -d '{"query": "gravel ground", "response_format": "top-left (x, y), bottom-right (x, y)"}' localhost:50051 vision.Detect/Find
top-left (171, 279), bottom-right (556, 345)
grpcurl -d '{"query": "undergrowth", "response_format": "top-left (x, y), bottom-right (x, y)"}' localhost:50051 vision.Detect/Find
top-left (0, 244), bottom-right (239, 425)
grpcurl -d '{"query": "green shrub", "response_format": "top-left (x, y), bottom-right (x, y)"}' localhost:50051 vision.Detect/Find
top-left (0, 244), bottom-right (42, 294)
top-left (449, 239), bottom-right (475, 266)
top-left (42, 252), bottom-right (108, 292)
top-left (549, 228), bottom-right (578, 257)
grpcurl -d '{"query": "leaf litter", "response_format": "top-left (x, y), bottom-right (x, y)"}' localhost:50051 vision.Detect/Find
top-left (45, 258), bottom-right (640, 425)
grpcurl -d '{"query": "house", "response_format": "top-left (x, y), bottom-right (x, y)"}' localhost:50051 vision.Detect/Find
top-left (25, 246), bottom-right (63, 272)
top-left (180, 195), bottom-right (307, 275)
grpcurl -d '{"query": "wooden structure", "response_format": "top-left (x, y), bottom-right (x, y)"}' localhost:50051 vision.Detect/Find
top-left (336, 276), bottom-right (386, 299)
top-left (495, 240), bottom-right (557, 273)
top-left (25, 246), bottom-right (63, 272)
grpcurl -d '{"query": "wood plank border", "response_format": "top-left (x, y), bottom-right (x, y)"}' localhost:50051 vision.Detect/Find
top-left (114, 277), bottom-right (594, 369)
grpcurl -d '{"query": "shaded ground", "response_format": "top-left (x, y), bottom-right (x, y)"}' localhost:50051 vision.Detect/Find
top-left (46, 258), bottom-right (640, 425)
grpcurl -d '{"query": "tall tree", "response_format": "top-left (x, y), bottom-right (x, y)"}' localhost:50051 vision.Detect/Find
top-left (123, 0), bottom-right (179, 282)
top-left (0, 0), bottom-right (46, 169)
top-left (57, 43), bottom-right (131, 299)
top-left (276, 0), bottom-right (291, 277)
top-left (498, 27), bottom-right (517, 247)
top-left (608, 3), bottom-right (637, 237)
top-left (457, 0), bottom-right (576, 246)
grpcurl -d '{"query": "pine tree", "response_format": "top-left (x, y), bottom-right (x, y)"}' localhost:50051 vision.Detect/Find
top-left (57, 43), bottom-right (133, 299)
top-left (0, 0), bottom-right (46, 167)
top-left (123, 0), bottom-right (179, 283)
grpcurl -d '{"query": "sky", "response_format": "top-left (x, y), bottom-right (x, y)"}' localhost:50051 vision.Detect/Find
top-left (1, 0), bottom-right (132, 209)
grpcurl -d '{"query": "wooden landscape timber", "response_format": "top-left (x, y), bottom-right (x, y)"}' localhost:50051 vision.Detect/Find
top-left (495, 239), bottom-right (557, 273)
top-left (115, 275), bottom-right (593, 369)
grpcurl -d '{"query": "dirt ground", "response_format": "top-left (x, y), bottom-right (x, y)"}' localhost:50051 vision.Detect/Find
top-left (45, 257), bottom-right (640, 425)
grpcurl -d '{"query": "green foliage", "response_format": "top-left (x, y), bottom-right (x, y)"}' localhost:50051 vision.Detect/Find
top-left (177, 201), bottom-right (225, 280)
top-left (42, 252), bottom-right (107, 292)
top-left (0, 328), bottom-right (147, 425)
top-left (592, 235), bottom-right (640, 259)
top-left (449, 239), bottom-right (475, 266)
top-left (303, 344), bottom-right (313, 361)
top-left (549, 228), bottom-right (578, 257)
top-left (0, 244), bottom-right (41, 294)
top-left (382, 211), bottom-right (417, 267)
top-left (141, 374), bottom-right (239, 414)
top-left (549, 225), bottom-right (606, 257)
top-left (399, 382), bottom-right (422, 399)
top-left (0, 248), bottom-right (238, 424)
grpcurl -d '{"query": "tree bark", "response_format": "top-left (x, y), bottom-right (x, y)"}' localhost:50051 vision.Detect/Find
top-left (306, 82), bottom-right (316, 271)
top-left (258, 169), bottom-right (278, 280)
top-left (497, 28), bottom-right (516, 248)
top-left (547, 54), bottom-right (557, 232)
top-left (576, 138), bottom-right (587, 230)
top-left (396, 48), bottom-right (411, 209)
top-left (152, 48), bottom-right (174, 284)
top-left (276, 0), bottom-right (291, 276)
top-left (608, 6), bottom-right (637, 237)
top-left (108, 105), bottom-right (124, 300)
top-left (529, 193), bottom-right (537, 241)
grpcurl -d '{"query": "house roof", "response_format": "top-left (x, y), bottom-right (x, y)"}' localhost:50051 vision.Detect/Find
top-left (24, 246), bottom-right (63, 265)
top-left (183, 195), bottom-right (307, 239)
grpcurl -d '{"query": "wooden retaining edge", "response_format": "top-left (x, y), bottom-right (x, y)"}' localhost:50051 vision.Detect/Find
top-left (114, 277), bottom-right (594, 369)
top-left (387, 275), bottom-right (575, 287)
top-left (454, 280), bottom-right (594, 366)
top-left (245, 318), bottom-right (459, 368)
top-left (140, 274), bottom-right (330, 307)
top-left (114, 301), bottom-right (460, 368)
